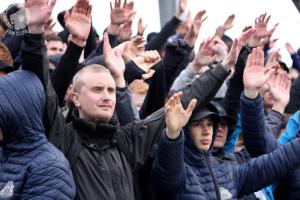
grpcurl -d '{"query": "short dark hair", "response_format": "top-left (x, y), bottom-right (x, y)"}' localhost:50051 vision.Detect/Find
top-left (45, 35), bottom-right (63, 43)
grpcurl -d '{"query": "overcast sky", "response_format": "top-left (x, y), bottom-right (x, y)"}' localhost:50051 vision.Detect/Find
top-left (1, 0), bottom-right (300, 66)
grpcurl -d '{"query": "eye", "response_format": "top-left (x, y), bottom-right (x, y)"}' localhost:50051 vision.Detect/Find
top-left (108, 87), bottom-right (115, 94)
top-left (93, 87), bottom-right (102, 93)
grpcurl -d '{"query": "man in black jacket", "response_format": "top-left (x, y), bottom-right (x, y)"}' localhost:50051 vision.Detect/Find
top-left (21, 0), bottom-right (247, 199)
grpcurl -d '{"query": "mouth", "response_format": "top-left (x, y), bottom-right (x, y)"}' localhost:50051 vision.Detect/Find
top-left (200, 139), bottom-right (211, 145)
top-left (99, 105), bottom-right (112, 109)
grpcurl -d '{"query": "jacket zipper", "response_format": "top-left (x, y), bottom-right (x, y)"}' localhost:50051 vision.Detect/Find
top-left (205, 154), bottom-right (221, 200)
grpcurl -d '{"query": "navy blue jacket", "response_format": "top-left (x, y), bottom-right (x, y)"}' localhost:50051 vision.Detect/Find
top-left (153, 125), bottom-right (300, 200)
top-left (0, 70), bottom-right (75, 199)
top-left (241, 93), bottom-right (300, 200)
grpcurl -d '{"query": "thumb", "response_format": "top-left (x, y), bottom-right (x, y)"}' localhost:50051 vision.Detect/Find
top-left (264, 67), bottom-right (276, 80)
top-left (64, 10), bottom-right (70, 22)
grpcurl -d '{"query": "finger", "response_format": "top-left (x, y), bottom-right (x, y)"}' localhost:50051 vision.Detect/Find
top-left (285, 74), bottom-right (292, 91)
top-left (64, 10), bottom-right (70, 22)
top-left (123, 0), bottom-right (127, 8)
top-left (128, 11), bottom-right (137, 21)
top-left (110, 1), bottom-right (113, 11)
top-left (265, 67), bottom-right (276, 80)
top-left (246, 53), bottom-right (254, 69)
top-left (175, 92), bottom-right (182, 106)
top-left (142, 69), bottom-right (155, 80)
top-left (48, 0), bottom-right (57, 12)
top-left (75, 0), bottom-right (82, 14)
top-left (126, 1), bottom-right (135, 10)
top-left (103, 32), bottom-right (112, 55)
top-left (186, 99), bottom-right (197, 114)
top-left (265, 14), bottom-right (271, 24)
top-left (87, 5), bottom-right (92, 18)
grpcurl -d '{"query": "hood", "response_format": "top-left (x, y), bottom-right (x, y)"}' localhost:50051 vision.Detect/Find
top-left (184, 104), bottom-right (220, 154)
top-left (0, 70), bottom-right (46, 152)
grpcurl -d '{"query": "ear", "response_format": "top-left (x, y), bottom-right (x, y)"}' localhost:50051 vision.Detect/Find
top-left (70, 92), bottom-right (81, 108)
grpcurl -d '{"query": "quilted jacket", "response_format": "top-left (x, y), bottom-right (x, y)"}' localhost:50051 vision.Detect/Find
top-left (0, 70), bottom-right (75, 199)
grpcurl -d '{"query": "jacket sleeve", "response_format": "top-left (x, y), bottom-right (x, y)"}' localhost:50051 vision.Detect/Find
top-left (139, 39), bottom-right (193, 119)
top-left (50, 41), bottom-right (84, 106)
top-left (116, 86), bottom-right (140, 125)
top-left (241, 93), bottom-right (279, 157)
top-left (265, 110), bottom-right (284, 138)
top-left (118, 64), bottom-right (230, 170)
top-left (20, 161), bottom-right (76, 200)
top-left (291, 53), bottom-right (300, 71)
top-left (285, 75), bottom-right (300, 114)
top-left (170, 66), bottom-right (197, 91)
top-left (222, 45), bottom-right (252, 119)
top-left (180, 64), bottom-right (230, 109)
top-left (145, 16), bottom-right (181, 51)
top-left (152, 130), bottom-right (186, 195)
top-left (21, 33), bottom-right (66, 149)
top-left (235, 137), bottom-right (300, 197)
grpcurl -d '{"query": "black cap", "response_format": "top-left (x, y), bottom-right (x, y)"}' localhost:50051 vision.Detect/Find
top-left (210, 101), bottom-right (235, 126)
top-left (190, 103), bottom-right (219, 123)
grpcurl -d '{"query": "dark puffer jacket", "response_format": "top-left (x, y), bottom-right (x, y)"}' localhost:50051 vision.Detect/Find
top-left (153, 120), bottom-right (300, 200)
top-left (0, 70), bottom-right (75, 199)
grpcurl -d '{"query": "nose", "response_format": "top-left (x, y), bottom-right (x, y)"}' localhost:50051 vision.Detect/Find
top-left (101, 90), bottom-right (112, 101)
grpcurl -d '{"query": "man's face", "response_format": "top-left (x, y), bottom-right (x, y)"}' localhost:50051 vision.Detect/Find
top-left (189, 117), bottom-right (214, 151)
top-left (47, 40), bottom-right (64, 56)
top-left (214, 119), bottom-right (228, 148)
top-left (72, 72), bottom-right (116, 122)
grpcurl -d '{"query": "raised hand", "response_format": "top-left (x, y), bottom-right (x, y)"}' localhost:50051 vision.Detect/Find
top-left (243, 47), bottom-right (277, 99)
top-left (265, 50), bottom-right (280, 70)
top-left (25, 0), bottom-right (57, 33)
top-left (132, 50), bottom-right (161, 72)
top-left (215, 14), bottom-right (235, 38)
top-left (103, 32), bottom-right (126, 87)
top-left (44, 17), bottom-right (56, 37)
top-left (119, 20), bottom-right (132, 42)
top-left (248, 13), bottom-right (278, 47)
top-left (285, 42), bottom-right (296, 55)
top-left (194, 38), bottom-right (218, 68)
top-left (184, 10), bottom-right (207, 47)
top-left (210, 38), bottom-right (228, 61)
top-left (176, 0), bottom-right (188, 19)
top-left (110, 0), bottom-right (136, 25)
top-left (64, 0), bottom-right (92, 47)
top-left (165, 92), bottom-right (197, 139)
top-left (221, 28), bottom-right (255, 70)
top-left (116, 36), bottom-right (145, 63)
top-left (270, 72), bottom-right (291, 114)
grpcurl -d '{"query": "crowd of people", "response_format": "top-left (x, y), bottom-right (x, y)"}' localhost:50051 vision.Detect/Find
top-left (0, 0), bottom-right (300, 199)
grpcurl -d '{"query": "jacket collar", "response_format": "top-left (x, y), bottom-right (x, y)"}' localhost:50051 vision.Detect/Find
top-left (72, 111), bottom-right (119, 150)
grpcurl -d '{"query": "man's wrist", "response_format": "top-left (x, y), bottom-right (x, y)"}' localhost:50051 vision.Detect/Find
top-left (107, 24), bottom-right (120, 35)
top-left (166, 128), bottom-right (181, 140)
top-left (28, 25), bottom-right (44, 34)
top-left (70, 35), bottom-right (86, 47)
top-left (244, 88), bottom-right (259, 99)
top-left (272, 103), bottom-right (286, 114)
top-left (114, 75), bottom-right (126, 88)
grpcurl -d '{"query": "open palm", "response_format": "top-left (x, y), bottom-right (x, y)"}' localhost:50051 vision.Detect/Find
top-left (65, 0), bottom-right (92, 41)
top-left (25, 0), bottom-right (56, 26)
top-left (243, 48), bottom-right (275, 91)
top-left (165, 92), bottom-right (197, 137)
